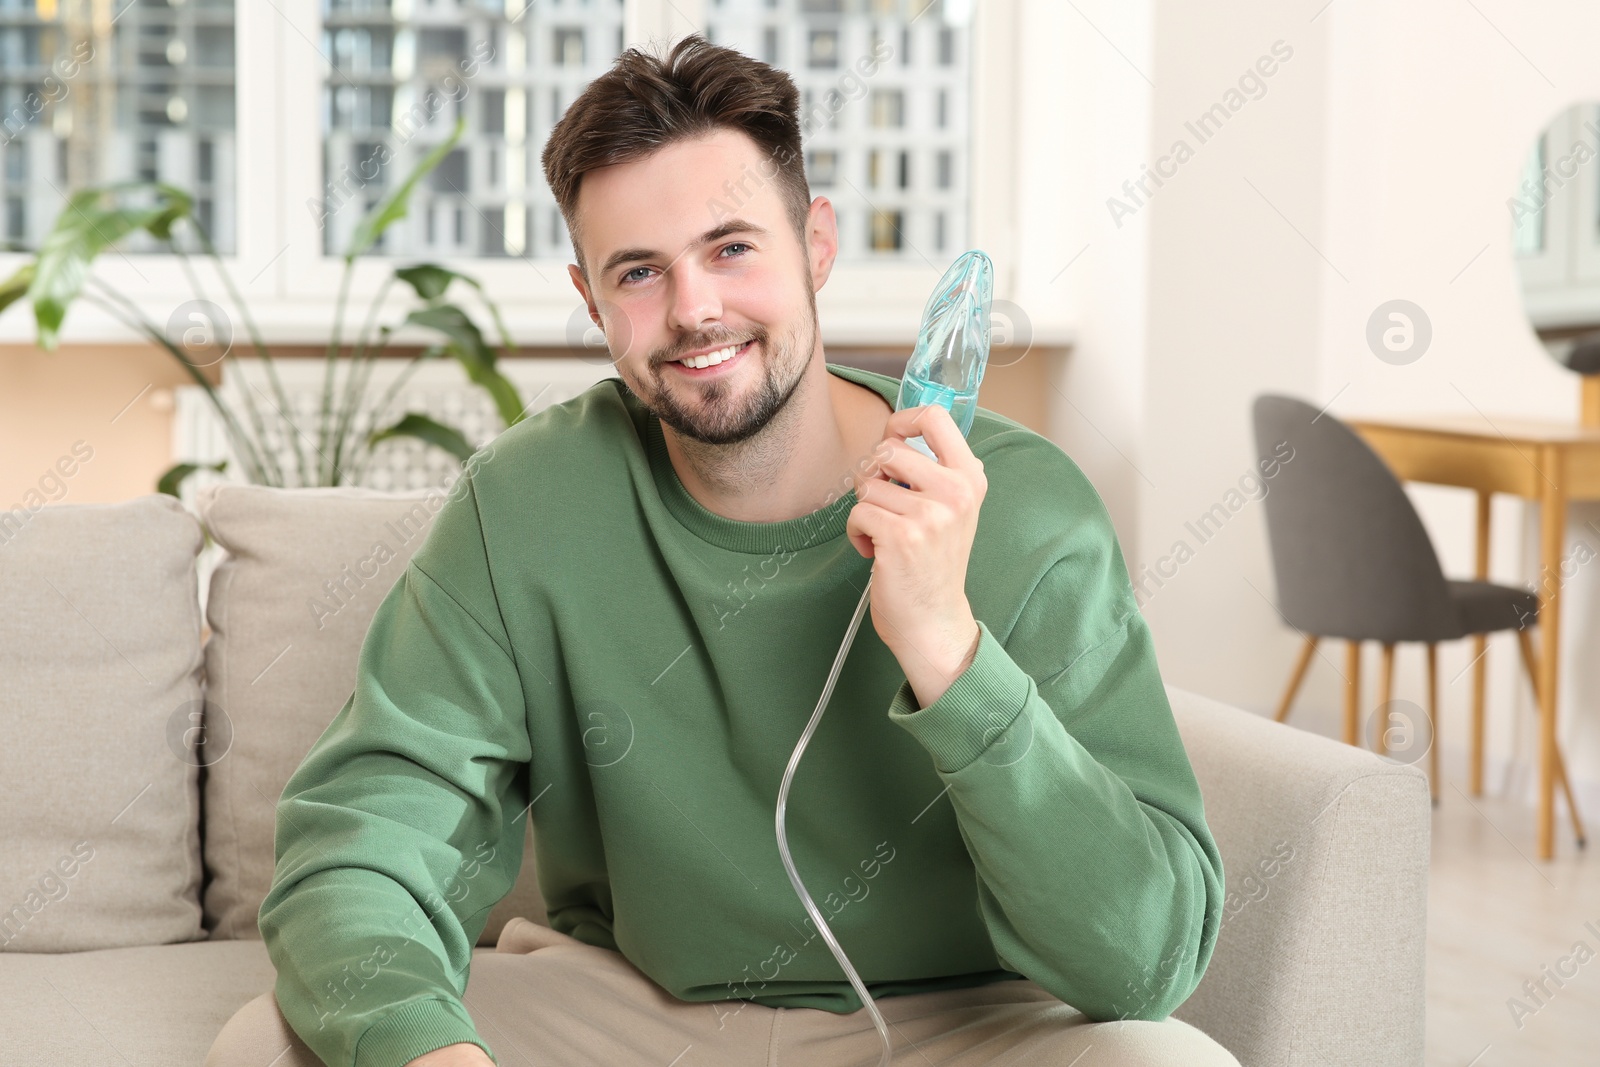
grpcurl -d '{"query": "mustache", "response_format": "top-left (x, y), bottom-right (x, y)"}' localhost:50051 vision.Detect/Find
top-left (658, 331), bottom-right (764, 365)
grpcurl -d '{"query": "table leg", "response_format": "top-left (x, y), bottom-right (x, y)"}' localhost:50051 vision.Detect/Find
top-left (1472, 491), bottom-right (1491, 796)
top-left (1537, 445), bottom-right (1566, 860)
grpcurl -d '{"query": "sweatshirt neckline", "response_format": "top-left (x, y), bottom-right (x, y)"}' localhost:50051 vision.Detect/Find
top-left (643, 363), bottom-right (899, 555)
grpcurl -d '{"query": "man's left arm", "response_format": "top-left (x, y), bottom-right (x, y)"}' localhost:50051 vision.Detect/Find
top-left (846, 404), bottom-right (1225, 1024)
top-left (884, 597), bottom-right (1225, 1023)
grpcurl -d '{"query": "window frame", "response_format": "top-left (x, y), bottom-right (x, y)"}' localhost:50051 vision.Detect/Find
top-left (0, 0), bottom-right (1056, 349)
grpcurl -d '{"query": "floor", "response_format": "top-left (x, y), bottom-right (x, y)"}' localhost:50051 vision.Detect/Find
top-left (1424, 769), bottom-right (1600, 1066)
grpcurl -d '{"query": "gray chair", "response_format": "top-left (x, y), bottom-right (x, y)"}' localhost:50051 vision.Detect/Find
top-left (1252, 395), bottom-right (1586, 842)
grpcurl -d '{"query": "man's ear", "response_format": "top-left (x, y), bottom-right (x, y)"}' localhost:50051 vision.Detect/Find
top-left (806, 196), bottom-right (839, 293)
top-left (568, 263), bottom-right (598, 322)
top-left (568, 264), bottom-right (636, 361)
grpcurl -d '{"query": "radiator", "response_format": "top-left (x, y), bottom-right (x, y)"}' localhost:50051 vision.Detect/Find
top-left (172, 357), bottom-right (621, 498)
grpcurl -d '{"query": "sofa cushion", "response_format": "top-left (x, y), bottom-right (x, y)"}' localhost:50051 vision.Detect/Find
top-left (197, 483), bottom-right (546, 947)
top-left (0, 493), bottom-right (207, 952)
top-left (0, 938), bottom-right (274, 1063)
top-left (0, 940), bottom-right (515, 1065)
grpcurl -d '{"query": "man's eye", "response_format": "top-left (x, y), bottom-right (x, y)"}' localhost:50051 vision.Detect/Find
top-left (620, 243), bottom-right (750, 286)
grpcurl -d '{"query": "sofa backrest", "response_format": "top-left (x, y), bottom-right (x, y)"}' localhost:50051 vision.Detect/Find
top-left (0, 494), bottom-right (208, 952)
top-left (196, 483), bottom-right (546, 947)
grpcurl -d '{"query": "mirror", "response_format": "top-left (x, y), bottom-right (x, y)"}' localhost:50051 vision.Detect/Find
top-left (1511, 102), bottom-right (1600, 423)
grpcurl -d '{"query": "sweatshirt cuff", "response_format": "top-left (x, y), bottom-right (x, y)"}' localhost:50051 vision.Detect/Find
top-left (355, 997), bottom-right (496, 1067)
top-left (886, 620), bottom-right (1032, 773)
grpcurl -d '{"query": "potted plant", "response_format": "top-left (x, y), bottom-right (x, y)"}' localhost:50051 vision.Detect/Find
top-left (0, 117), bottom-right (528, 496)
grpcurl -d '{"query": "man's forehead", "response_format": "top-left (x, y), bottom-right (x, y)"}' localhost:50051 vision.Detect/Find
top-left (578, 131), bottom-right (786, 271)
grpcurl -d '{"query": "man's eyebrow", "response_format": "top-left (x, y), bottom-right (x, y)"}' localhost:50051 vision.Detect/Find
top-left (599, 220), bottom-right (773, 278)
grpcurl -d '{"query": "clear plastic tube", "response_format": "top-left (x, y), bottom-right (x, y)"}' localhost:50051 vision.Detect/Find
top-left (773, 250), bottom-right (994, 1067)
top-left (774, 576), bottom-right (891, 1066)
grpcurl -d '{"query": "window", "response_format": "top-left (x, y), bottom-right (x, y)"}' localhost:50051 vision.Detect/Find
top-left (869, 207), bottom-right (901, 251)
top-left (865, 147), bottom-right (909, 191)
top-left (318, 0), bottom-right (625, 259)
top-left (0, 0), bottom-right (238, 253)
top-left (869, 88), bottom-right (904, 128)
top-left (0, 0), bottom-right (1022, 348)
top-left (808, 148), bottom-right (838, 187)
top-left (706, 0), bottom-right (972, 263)
top-left (553, 27), bottom-right (586, 67)
top-left (807, 28), bottom-right (839, 68)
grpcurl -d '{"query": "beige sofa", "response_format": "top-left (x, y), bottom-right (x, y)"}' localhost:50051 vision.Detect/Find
top-left (0, 488), bottom-right (1430, 1066)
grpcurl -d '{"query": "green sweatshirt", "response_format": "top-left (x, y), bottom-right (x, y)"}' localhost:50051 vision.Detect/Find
top-left (258, 362), bottom-right (1225, 1067)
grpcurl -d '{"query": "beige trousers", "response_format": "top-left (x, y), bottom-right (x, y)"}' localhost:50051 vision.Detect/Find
top-left (207, 917), bottom-right (1241, 1067)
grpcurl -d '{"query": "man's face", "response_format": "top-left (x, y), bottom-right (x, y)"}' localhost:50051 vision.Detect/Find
top-left (567, 127), bottom-right (836, 446)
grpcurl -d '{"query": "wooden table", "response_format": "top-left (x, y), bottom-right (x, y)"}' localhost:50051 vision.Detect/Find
top-left (1348, 414), bottom-right (1600, 859)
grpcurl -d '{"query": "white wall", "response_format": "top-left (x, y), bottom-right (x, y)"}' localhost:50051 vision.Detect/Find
top-left (1004, 0), bottom-right (1153, 562)
top-left (1058, 0), bottom-right (1600, 813)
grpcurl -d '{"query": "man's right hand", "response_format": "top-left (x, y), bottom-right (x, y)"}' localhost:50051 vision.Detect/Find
top-left (405, 1042), bottom-right (495, 1066)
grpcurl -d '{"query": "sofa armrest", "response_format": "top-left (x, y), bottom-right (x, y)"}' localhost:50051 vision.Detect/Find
top-left (1167, 686), bottom-right (1429, 1067)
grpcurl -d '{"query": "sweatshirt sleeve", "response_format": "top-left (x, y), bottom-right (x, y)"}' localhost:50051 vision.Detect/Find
top-left (883, 472), bottom-right (1224, 1023)
top-left (258, 471), bottom-right (532, 1067)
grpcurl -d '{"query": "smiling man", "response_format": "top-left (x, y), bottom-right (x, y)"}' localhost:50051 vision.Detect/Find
top-left (565, 126), bottom-right (896, 529)
top-left (213, 34), bottom-right (1238, 1067)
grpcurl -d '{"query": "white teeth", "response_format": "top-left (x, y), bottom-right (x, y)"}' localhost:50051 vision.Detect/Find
top-left (678, 341), bottom-right (746, 369)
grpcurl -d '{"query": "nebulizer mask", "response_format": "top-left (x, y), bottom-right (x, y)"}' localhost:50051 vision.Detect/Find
top-left (773, 250), bottom-right (995, 1067)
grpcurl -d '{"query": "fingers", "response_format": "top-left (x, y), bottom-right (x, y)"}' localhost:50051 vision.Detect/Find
top-left (854, 474), bottom-right (921, 516)
top-left (851, 404), bottom-right (985, 529)
top-left (859, 438), bottom-right (949, 495)
top-left (880, 404), bottom-right (975, 470)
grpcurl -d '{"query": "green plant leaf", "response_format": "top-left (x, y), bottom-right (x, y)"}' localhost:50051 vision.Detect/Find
top-left (26, 184), bottom-right (193, 350)
top-left (0, 263), bottom-right (35, 315)
top-left (403, 303), bottom-right (526, 428)
top-left (393, 263), bottom-right (457, 303)
top-left (144, 182), bottom-right (195, 240)
top-left (393, 262), bottom-right (515, 351)
top-left (345, 117), bottom-right (467, 263)
top-left (367, 412), bottom-right (476, 463)
top-left (157, 458), bottom-right (228, 498)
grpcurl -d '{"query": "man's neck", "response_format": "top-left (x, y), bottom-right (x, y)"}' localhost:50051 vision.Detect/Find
top-left (660, 363), bottom-right (893, 525)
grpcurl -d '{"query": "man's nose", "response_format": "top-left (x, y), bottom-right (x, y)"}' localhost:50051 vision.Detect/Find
top-left (665, 260), bottom-right (724, 335)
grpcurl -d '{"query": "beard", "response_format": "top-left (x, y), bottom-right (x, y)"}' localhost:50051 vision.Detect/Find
top-left (635, 288), bottom-right (818, 448)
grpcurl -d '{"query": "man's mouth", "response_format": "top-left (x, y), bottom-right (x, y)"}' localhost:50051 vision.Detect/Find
top-left (668, 338), bottom-right (756, 374)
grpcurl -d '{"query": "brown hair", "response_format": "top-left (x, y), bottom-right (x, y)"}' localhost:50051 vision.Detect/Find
top-left (541, 33), bottom-right (812, 283)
